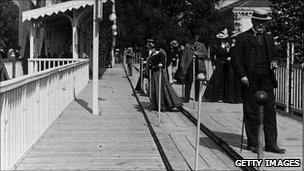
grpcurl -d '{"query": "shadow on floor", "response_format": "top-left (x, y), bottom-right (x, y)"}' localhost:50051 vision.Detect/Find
top-left (199, 130), bottom-right (247, 150)
top-left (75, 98), bottom-right (92, 114)
top-left (89, 67), bottom-right (108, 79)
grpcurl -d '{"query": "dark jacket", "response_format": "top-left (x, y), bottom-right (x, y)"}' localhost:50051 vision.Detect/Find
top-left (231, 29), bottom-right (278, 88)
top-left (179, 41), bottom-right (207, 77)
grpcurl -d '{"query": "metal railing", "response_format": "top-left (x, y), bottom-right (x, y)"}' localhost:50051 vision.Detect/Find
top-left (0, 59), bottom-right (89, 170)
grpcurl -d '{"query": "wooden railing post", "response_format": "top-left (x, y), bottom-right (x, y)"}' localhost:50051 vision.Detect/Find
top-left (301, 63), bottom-right (304, 170)
top-left (285, 41), bottom-right (290, 113)
top-left (254, 90), bottom-right (268, 171)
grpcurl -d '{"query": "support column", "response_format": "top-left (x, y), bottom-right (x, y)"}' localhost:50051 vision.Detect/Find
top-left (72, 10), bottom-right (79, 59)
top-left (111, 0), bottom-right (116, 67)
top-left (29, 22), bottom-right (35, 74)
top-left (92, 0), bottom-right (100, 115)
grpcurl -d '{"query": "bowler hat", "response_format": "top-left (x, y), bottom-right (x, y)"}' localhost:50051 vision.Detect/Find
top-left (170, 40), bottom-right (178, 47)
top-left (251, 9), bottom-right (271, 20)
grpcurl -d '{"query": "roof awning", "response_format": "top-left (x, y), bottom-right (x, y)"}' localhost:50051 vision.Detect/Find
top-left (23, 0), bottom-right (106, 22)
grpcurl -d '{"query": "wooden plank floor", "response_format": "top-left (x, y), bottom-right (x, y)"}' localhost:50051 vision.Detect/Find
top-left (15, 66), bottom-right (165, 170)
top-left (171, 76), bottom-right (302, 170)
top-left (129, 66), bottom-right (240, 171)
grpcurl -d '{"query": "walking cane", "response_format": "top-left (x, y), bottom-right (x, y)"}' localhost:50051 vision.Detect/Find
top-left (194, 74), bottom-right (205, 171)
top-left (182, 84), bottom-right (185, 99)
top-left (149, 68), bottom-right (152, 110)
top-left (158, 63), bottom-right (163, 126)
top-left (149, 69), bottom-right (152, 100)
top-left (254, 91), bottom-right (268, 171)
top-left (192, 55), bottom-right (196, 109)
top-left (240, 113), bottom-right (245, 152)
top-left (140, 58), bottom-right (143, 93)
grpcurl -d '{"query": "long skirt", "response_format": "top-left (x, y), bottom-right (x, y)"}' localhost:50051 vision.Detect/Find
top-left (150, 69), bottom-right (183, 111)
top-left (203, 66), bottom-right (225, 102)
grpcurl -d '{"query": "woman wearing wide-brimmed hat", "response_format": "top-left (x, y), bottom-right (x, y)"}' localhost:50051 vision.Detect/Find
top-left (222, 30), bottom-right (242, 103)
top-left (203, 28), bottom-right (230, 102)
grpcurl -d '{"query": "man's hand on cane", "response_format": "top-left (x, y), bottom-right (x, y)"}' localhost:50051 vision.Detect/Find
top-left (197, 73), bottom-right (205, 80)
top-left (241, 76), bottom-right (249, 87)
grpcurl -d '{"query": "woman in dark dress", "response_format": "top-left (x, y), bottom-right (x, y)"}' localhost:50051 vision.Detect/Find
top-left (223, 33), bottom-right (242, 103)
top-left (203, 28), bottom-right (230, 102)
top-left (144, 44), bottom-right (183, 111)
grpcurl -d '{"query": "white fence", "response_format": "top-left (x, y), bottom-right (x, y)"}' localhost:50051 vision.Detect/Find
top-left (274, 64), bottom-right (303, 114)
top-left (0, 59), bottom-right (89, 170)
top-left (28, 58), bottom-right (80, 74)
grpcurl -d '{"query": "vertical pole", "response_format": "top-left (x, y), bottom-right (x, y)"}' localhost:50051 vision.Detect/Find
top-left (290, 42), bottom-right (295, 112)
top-left (254, 91), bottom-right (268, 171)
top-left (149, 69), bottom-right (152, 100)
top-left (111, 0), bottom-right (116, 67)
top-left (92, 0), bottom-right (100, 115)
top-left (72, 10), bottom-right (78, 59)
top-left (194, 80), bottom-right (202, 171)
top-left (29, 22), bottom-right (35, 75)
top-left (302, 64), bottom-right (304, 171)
top-left (158, 63), bottom-right (163, 126)
top-left (286, 42), bottom-right (290, 113)
top-left (192, 56), bottom-right (196, 109)
top-left (182, 84), bottom-right (185, 99)
top-left (257, 105), bottom-right (264, 171)
top-left (139, 58), bottom-right (143, 92)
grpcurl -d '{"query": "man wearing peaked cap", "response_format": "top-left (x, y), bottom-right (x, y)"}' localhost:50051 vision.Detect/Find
top-left (230, 9), bottom-right (285, 154)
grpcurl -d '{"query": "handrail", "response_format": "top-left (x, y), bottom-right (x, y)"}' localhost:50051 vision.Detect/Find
top-left (0, 59), bottom-right (89, 93)
top-left (27, 58), bottom-right (85, 61)
top-left (0, 58), bottom-right (89, 170)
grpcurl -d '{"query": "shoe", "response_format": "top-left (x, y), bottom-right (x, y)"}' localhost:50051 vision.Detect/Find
top-left (265, 145), bottom-right (286, 154)
top-left (182, 98), bottom-right (189, 103)
top-left (247, 146), bottom-right (258, 153)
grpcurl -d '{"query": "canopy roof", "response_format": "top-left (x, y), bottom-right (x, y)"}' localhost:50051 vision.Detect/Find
top-left (22, 0), bottom-right (107, 22)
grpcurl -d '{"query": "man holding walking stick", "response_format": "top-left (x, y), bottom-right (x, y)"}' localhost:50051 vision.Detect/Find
top-left (231, 9), bottom-right (285, 154)
top-left (180, 29), bottom-right (207, 103)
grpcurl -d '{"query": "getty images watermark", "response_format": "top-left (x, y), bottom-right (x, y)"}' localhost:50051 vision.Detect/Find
top-left (235, 159), bottom-right (301, 167)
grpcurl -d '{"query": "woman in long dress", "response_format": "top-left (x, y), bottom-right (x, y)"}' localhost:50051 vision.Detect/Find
top-left (223, 34), bottom-right (242, 103)
top-left (144, 44), bottom-right (183, 111)
top-left (203, 29), bottom-right (229, 102)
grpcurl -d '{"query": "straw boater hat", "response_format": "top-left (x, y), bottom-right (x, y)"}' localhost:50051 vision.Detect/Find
top-left (216, 28), bottom-right (229, 39)
top-left (251, 9), bottom-right (271, 20)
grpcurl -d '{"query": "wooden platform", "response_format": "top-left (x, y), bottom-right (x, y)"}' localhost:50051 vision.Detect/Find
top-left (129, 68), bottom-right (240, 171)
top-left (15, 66), bottom-right (165, 170)
top-left (131, 63), bottom-right (302, 171)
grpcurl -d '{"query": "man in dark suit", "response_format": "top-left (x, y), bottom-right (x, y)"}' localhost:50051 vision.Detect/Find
top-left (180, 32), bottom-right (207, 102)
top-left (231, 9), bottom-right (285, 154)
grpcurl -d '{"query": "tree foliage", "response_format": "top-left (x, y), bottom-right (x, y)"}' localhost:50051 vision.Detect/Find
top-left (267, 0), bottom-right (304, 63)
top-left (116, 0), bottom-right (235, 49)
top-left (0, 0), bottom-right (19, 49)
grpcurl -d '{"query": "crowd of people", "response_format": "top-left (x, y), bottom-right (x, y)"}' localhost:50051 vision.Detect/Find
top-left (126, 9), bottom-right (286, 154)
top-left (0, 46), bottom-right (21, 59)
top-left (128, 27), bottom-right (242, 105)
